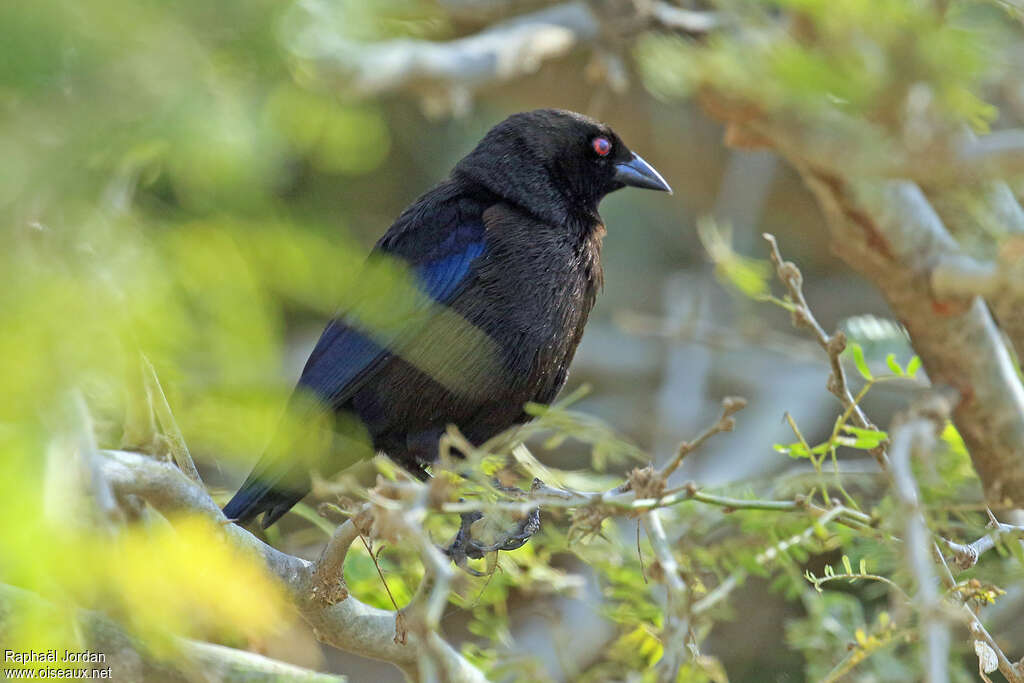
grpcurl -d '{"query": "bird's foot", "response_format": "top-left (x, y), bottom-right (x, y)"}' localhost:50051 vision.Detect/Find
top-left (444, 506), bottom-right (541, 576)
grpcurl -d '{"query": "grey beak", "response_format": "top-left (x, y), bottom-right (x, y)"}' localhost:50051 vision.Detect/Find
top-left (614, 153), bottom-right (672, 194)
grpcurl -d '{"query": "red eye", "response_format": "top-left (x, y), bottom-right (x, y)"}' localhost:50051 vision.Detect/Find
top-left (592, 137), bottom-right (612, 157)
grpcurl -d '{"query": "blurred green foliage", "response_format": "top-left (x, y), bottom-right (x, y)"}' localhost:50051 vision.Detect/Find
top-left (637, 0), bottom-right (1012, 166)
top-left (0, 0), bottom-right (406, 664)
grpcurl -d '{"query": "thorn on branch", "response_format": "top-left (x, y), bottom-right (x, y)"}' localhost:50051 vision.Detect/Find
top-left (141, 354), bottom-right (202, 485)
top-left (942, 515), bottom-right (1024, 572)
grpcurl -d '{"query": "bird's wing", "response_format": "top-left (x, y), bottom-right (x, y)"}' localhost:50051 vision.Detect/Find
top-left (296, 214), bottom-right (486, 405)
top-left (223, 200), bottom-right (488, 527)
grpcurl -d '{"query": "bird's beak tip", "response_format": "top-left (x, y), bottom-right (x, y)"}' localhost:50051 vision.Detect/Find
top-left (614, 153), bottom-right (672, 194)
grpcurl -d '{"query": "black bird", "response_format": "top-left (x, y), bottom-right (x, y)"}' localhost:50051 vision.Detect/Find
top-left (224, 109), bottom-right (671, 529)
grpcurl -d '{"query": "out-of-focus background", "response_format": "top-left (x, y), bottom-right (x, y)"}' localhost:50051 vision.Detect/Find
top-left (4, 1), bottom-right (1024, 681)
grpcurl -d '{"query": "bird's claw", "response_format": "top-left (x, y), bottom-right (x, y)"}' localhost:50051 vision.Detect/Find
top-left (444, 507), bottom-right (541, 575)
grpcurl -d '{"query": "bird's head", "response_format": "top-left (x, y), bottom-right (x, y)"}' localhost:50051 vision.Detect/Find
top-left (454, 109), bottom-right (671, 225)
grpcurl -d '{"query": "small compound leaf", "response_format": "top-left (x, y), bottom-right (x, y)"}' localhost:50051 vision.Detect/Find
top-left (850, 343), bottom-right (872, 381)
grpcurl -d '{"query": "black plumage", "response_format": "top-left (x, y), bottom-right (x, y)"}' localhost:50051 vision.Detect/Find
top-left (224, 109), bottom-right (671, 528)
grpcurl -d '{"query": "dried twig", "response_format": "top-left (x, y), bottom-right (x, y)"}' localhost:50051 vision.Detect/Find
top-left (661, 396), bottom-right (747, 480)
top-left (762, 234), bottom-right (890, 469)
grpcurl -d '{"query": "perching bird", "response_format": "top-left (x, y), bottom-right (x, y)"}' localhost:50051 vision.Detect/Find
top-left (224, 109), bottom-right (671, 529)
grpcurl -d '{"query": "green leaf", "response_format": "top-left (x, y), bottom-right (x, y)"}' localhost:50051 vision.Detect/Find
top-left (941, 422), bottom-right (968, 457)
top-left (841, 425), bottom-right (888, 449)
top-left (776, 442), bottom-right (811, 458)
top-left (850, 343), bottom-right (872, 380)
top-left (885, 353), bottom-right (904, 376)
top-left (843, 426), bottom-right (887, 439)
top-left (842, 555), bottom-right (853, 575)
top-left (906, 356), bottom-right (922, 378)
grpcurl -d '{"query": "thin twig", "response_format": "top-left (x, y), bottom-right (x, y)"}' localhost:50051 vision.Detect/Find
top-left (661, 396), bottom-right (747, 479)
top-left (642, 510), bottom-right (689, 683)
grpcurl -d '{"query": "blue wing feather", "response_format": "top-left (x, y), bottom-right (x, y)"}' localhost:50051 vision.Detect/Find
top-left (297, 218), bottom-right (485, 405)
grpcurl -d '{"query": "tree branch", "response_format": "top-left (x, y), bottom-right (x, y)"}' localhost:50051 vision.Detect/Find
top-left (97, 450), bottom-right (486, 683)
top-left (955, 128), bottom-right (1024, 179)
top-left (929, 253), bottom-right (1024, 300)
top-left (650, 3), bottom-right (722, 33)
top-left (282, 0), bottom-right (718, 112)
top-left (887, 416), bottom-right (950, 683)
top-left (924, 179), bottom-right (1024, 361)
top-left (284, 2), bottom-right (599, 101)
top-left (0, 583), bottom-right (345, 683)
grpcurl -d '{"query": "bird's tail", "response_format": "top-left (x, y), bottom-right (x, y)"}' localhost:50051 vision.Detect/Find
top-left (222, 395), bottom-right (324, 529)
top-left (222, 395), bottom-right (373, 529)
top-left (222, 461), bottom-right (310, 529)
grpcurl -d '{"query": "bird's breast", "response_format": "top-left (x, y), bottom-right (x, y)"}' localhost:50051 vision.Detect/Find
top-left (463, 212), bottom-right (604, 395)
